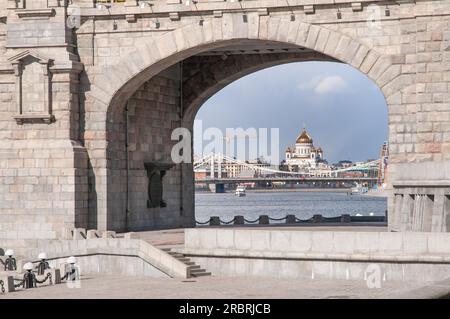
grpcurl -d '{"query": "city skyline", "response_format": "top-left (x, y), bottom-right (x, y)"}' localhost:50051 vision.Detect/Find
top-left (194, 61), bottom-right (388, 164)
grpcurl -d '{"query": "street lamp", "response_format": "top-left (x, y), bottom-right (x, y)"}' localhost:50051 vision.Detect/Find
top-left (23, 262), bottom-right (37, 288)
top-left (37, 252), bottom-right (50, 275)
top-left (4, 249), bottom-right (17, 271)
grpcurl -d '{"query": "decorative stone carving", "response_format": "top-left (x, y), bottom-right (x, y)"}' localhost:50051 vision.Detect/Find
top-left (144, 163), bottom-right (174, 208)
top-left (8, 50), bottom-right (55, 125)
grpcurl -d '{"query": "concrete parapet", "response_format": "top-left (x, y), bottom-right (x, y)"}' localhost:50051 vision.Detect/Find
top-left (185, 228), bottom-right (450, 258)
top-left (124, 232), bottom-right (140, 239)
top-left (86, 230), bottom-right (101, 239)
top-left (13, 238), bottom-right (190, 279)
top-left (102, 231), bottom-right (116, 239)
top-left (72, 228), bottom-right (87, 240)
top-left (182, 228), bottom-right (450, 282)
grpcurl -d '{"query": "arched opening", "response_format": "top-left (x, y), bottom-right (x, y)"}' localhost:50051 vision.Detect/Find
top-left (85, 18), bottom-right (410, 233)
top-left (192, 60), bottom-right (388, 225)
top-left (90, 35), bottom-right (394, 235)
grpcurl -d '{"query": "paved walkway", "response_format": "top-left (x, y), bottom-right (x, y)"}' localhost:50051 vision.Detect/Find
top-left (2, 275), bottom-right (444, 299)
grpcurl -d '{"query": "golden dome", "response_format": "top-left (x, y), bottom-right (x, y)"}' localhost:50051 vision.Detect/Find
top-left (296, 128), bottom-right (313, 144)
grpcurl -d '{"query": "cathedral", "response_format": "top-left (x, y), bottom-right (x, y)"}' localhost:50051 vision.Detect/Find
top-left (285, 127), bottom-right (324, 170)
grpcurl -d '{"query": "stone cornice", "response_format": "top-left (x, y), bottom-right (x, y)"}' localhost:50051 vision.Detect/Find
top-left (76, 0), bottom-right (417, 16)
top-left (16, 9), bottom-right (55, 19)
top-left (50, 61), bottom-right (85, 74)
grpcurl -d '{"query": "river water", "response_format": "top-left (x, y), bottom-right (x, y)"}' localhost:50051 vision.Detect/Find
top-left (195, 191), bottom-right (387, 223)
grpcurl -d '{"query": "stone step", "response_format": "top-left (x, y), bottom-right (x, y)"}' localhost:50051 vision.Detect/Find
top-left (190, 268), bottom-right (208, 274)
top-left (187, 265), bottom-right (201, 270)
top-left (191, 270), bottom-right (212, 277)
top-left (162, 248), bottom-right (211, 277)
top-left (184, 261), bottom-right (196, 266)
top-left (168, 252), bottom-right (185, 258)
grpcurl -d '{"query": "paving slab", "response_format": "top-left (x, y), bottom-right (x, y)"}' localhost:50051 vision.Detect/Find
top-left (2, 275), bottom-right (448, 299)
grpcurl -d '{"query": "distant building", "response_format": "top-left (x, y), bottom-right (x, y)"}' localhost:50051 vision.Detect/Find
top-left (223, 158), bottom-right (272, 178)
top-left (334, 160), bottom-right (353, 168)
top-left (285, 127), bottom-right (325, 171)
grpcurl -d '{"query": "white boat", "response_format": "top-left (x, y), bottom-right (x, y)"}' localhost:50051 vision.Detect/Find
top-left (350, 183), bottom-right (369, 195)
top-left (235, 185), bottom-right (246, 197)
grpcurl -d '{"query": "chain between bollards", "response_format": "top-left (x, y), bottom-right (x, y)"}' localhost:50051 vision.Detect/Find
top-left (35, 273), bottom-right (52, 285)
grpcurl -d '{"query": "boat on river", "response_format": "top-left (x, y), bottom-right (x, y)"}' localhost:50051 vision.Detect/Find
top-left (235, 185), bottom-right (246, 197)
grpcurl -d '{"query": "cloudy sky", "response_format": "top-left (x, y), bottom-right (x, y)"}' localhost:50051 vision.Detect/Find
top-left (193, 61), bottom-right (388, 164)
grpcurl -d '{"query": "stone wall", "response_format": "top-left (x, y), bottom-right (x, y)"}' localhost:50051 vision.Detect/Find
top-left (0, 0), bottom-right (449, 237)
top-left (103, 68), bottom-right (195, 231)
top-left (182, 228), bottom-right (450, 282)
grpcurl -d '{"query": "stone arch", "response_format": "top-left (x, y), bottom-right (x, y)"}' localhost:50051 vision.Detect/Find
top-left (88, 16), bottom-right (406, 123)
top-left (85, 15), bottom-right (410, 231)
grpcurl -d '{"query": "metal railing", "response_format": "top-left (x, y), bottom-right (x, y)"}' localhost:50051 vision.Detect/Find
top-left (196, 214), bottom-right (386, 226)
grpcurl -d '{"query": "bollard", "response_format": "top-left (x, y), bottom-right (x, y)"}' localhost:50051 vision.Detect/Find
top-left (341, 214), bottom-right (351, 223)
top-left (234, 216), bottom-right (244, 225)
top-left (209, 216), bottom-right (220, 226)
top-left (312, 214), bottom-right (323, 223)
top-left (0, 275), bottom-right (14, 293)
top-left (259, 215), bottom-right (269, 224)
top-left (286, 215), bottom-right (296, 224)
top-left (45, 268), bottom-right (61, 285)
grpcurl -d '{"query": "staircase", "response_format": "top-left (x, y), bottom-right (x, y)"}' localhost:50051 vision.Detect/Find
top-left (161, 248), bottom-right (211, 277)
